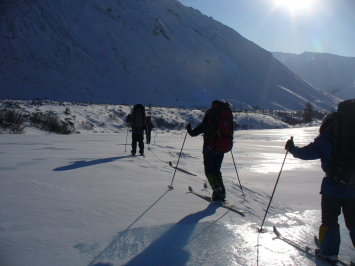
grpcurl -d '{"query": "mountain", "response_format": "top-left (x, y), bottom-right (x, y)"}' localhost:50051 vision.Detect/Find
top-left (0, 0), bottom-right (340, 111)
top-left (273, 52), bottom-right (355, 100)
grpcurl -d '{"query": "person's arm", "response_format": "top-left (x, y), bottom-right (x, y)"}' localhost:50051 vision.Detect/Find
top-left (186, 123), bottom-right (204, 137)
top-left (290, 133), bottom-right (333, 161)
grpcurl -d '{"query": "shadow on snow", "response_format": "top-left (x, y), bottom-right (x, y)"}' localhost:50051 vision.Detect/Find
top-left (53, 156), bottom-right (132, 171)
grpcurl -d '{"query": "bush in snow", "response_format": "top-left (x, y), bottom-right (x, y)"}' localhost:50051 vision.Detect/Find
top-left (0, 109), bottom-right (26, 134)
top-left (81, 120), bottom-right (94, 130)
top-left (154, 117), bottom-right (184, 130)
top-left (64, 107), bottom-right (71, 115)
top-left (30, 111), bottom-right (74, 134)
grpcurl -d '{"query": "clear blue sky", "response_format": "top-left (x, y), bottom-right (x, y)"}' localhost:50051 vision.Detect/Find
top-left (178, 0), bottom-right (355, 57)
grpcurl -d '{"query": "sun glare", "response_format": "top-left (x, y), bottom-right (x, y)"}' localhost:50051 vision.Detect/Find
top-left (273, 0), bottom-right (315, 14)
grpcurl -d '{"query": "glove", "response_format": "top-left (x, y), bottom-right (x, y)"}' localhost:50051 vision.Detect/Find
top-left (285, 137), bottom-right (294, 152)
top-left (186, 123), bottom-right (192, 131)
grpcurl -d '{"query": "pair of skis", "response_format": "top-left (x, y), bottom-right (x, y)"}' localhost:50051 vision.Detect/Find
top-left (273, 226), bottom-right (354, 266)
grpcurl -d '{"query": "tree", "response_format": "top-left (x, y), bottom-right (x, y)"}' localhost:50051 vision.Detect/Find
top-left (303, 101), bottom-right (313, 123)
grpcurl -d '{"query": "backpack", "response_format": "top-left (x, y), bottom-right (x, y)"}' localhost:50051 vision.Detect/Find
top-left (326, 99), bottom-right (355, 186)
top-left (131, 104), bottom-right (146, 131)
top-left (205, 100), bottom-right (234, 154)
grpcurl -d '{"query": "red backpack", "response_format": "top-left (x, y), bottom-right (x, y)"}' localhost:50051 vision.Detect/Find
top-left (206, 100), bottom-right (234, 153)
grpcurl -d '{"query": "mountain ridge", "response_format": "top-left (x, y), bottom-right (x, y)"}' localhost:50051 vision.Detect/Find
top-left (272, 51), bottom-right (355, 99)
top-left (0, 0), bottom-right (340, 111)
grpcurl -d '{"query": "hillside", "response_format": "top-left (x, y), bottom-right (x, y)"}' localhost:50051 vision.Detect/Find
top-left (273, 52), bottom-right (355, 100)
top-left (0, 99), bottom-right (292, 135)
top-left (0, 0), bottom-right (339, 111)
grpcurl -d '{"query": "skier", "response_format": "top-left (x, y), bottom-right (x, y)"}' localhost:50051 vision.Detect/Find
top-left (126, 104), bottom-right (146, 156)
top-left (186, 100), bottom-right (234, 201)
top-left (145, 116), bottom-right (154, 144)
top-left (285, 110), bottom-right (355, 262)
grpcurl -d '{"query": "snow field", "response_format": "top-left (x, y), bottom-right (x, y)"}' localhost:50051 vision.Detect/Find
top-left (0, 127), bottom-right (354, 265)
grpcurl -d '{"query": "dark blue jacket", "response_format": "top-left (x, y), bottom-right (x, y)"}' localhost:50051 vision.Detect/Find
top-left (187, 109), bottom-right (219, 156)
top-left (290, 131), bottom-right (355, 199)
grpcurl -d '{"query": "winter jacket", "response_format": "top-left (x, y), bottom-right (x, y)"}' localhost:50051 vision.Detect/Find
top-left (289, 131), bottom-right (355, 199)
top-left (187, 109), bottom-right (216, 156)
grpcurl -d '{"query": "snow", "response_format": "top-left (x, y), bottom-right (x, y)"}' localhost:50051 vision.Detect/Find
top-left (1, 126), bottom-right (354, 266)
top-left (0, 100), bottom-right (291, 134)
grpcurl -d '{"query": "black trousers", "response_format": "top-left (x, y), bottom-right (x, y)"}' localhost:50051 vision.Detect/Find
top-left (146, 130), bottom-right (151, 144)
top-left (132, 133), bottom-right (144, 153)
top-left (321, 194), bottom-right (355, 230)
top-left (203, 153), bottom-right (224, 176)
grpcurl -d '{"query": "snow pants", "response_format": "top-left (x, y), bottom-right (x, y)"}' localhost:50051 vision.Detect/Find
top-left (320, 195), bottom-right (355, 255)
top-left (203, 153), bottom-right (225, 192)
top-left (132, 133), bottom-right (144, 154)
top-left (146, 130), bottom-right (151, 144)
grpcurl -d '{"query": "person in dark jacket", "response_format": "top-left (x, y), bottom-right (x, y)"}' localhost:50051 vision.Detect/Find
top-left (285, 114), bottom-right (355, 261)
top-left (145, 116), bottom-right (153, 144)
top-left (186, 104), bottom-right (227, 201)
top-left (126, 114), bottom-right (145, 156)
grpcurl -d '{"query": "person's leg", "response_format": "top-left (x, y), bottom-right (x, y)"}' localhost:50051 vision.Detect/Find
top-left (131, 133), bottom-right (138, 155)
top-left (138, 134), bottom-right (144, 155)
top-left (342, 198), bottom-right (355, 248)
top-left (204, 154), bottom-right (225, 200)
top-left (214, 154), bottom-right (225, 196)
top-left (147, 130), bottom-right (151, 144)
top-left (320, 195), bottom-right (342, 256)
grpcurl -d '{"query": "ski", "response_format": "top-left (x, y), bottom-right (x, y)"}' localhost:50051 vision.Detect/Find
top-left (169, 161), bottom-right (197, 176)
top-left (188, 186), bottom-right (245, 215)
top-left (131, 154), bottom-right (145, 157)
top-left (273, 226), bottom-right (354, 266)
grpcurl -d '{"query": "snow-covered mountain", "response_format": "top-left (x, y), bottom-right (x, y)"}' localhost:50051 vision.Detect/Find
top-left (1, 0), bottom-right (339, 111)
top-left (273, 52), bottom-right (355, 100)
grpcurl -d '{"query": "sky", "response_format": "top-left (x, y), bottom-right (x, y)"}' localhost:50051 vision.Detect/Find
top-left (178, 0), bottom-right (355, 57)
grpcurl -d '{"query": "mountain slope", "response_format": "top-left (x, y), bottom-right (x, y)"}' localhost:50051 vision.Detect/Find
top-left (273, 52), bottom-right (355, 99)
top-left (0, 0), bottom-right (339, 111)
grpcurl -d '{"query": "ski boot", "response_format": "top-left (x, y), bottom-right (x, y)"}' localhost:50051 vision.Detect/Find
top-left (315, 249), bottom-right (338, 263)
top-left (212, 184), bottom-right (223, 201)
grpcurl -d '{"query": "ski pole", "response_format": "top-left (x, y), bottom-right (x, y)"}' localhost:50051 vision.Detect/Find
top-left (168, 130), bottom-right (188, 190)
top-left (231, 150), bottom-right (245, 200)
top-left (258, 137), bottom-right (293, 233)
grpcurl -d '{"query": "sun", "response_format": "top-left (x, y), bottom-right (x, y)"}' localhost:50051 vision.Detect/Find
top-left (273, 0), bottom-right (315, 13)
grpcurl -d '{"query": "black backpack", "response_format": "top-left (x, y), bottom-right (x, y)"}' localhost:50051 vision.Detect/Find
top-left (205, 100), bottom-right (234, 154)
top-left (131, 104), bottom-right (146, 131)
top-left (326, 99), bottom-right (355, 186)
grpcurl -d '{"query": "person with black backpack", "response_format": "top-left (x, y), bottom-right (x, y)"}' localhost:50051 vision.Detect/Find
top-left (126, 104), bottom-right (147, 156)
top-left (186, 100), bottom-right (234, 201)
top-left (284, 99), bottom-right (355, 262)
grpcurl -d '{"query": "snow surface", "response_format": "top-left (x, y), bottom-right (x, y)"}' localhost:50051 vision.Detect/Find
top-left (1, 126), bottom-right (354, 266)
